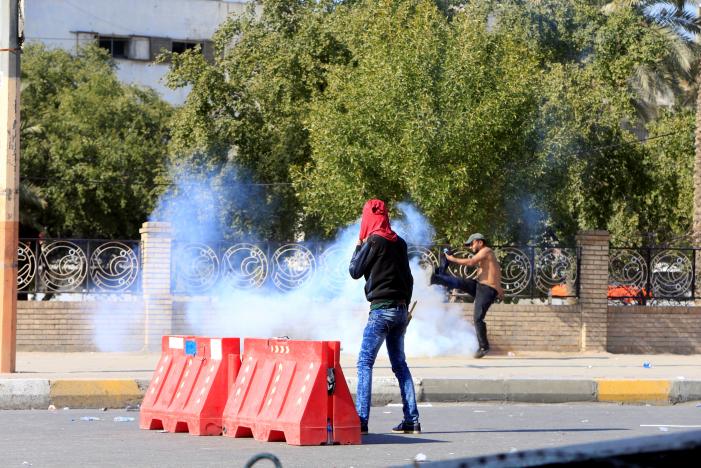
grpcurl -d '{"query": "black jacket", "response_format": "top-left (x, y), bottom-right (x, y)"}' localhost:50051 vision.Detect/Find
top-left (348, 234), bottom-right (413, 304)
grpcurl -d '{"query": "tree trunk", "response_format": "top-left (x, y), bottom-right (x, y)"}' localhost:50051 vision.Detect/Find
top-left (693, 73), bottom-right (701, 300)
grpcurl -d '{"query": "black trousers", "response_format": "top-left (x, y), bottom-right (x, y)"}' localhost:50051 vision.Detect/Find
top-left (432, 273), bottom-right (497, 350)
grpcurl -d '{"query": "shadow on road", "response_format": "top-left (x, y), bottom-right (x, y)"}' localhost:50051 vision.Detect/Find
top-left (361, 434), bottom-right (447, 444)
top-left (422, 428), bottom-right (629, 434)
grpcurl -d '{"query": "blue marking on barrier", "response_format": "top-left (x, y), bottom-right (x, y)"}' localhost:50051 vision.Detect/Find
top-left (185, 340), bottom-right (197, 356)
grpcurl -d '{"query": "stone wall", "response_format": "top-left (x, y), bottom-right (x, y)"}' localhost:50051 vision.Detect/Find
top-left (17, 300), bottom-right (144, 351)
top-left (608, 306), bottom-right (701, 354)
top-left (18, 300), bottom-right (701, 354)
top-left (483, 304), bottom-right (581, 352)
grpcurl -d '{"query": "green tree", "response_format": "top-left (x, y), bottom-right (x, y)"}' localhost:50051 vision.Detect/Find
top-left (498, 0), bottom-right (695, 245)
top-left (163, 0), bottom-right (348, 241)
top-left (600, 2), bottom-right (701, 248)
top-left (295, 0), bottom-right (447, 235)
top-left (161, 0), bottom-right (696, 247)
top-left (599, 1), bottom-right (697, 119)
top-left (21, 44), bottom-right (172, 238)
top-left (295, 0), bottom-right (540, 242)
top-left (637, 109), bottom-right (695, 244)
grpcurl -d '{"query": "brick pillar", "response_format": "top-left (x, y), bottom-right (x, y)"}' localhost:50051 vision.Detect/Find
top-left (576, 230), bottom-right (610, 351)
top-left (140, 222), bottom-right (173, 351)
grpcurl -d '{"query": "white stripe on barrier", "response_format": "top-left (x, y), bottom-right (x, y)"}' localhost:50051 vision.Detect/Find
top-left (169, 337), bottom-right (184, 349)
top-left (211, 339), bottom-right (222, 360)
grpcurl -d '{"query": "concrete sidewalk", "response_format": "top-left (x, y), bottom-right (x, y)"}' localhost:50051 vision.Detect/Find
top-left (1, 351), bottom-right (700, 409)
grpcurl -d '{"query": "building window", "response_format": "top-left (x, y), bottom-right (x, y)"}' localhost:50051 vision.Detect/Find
top-left (171, 41), bottom-right (201, 54)
top-left (98, 36), bottom-right (129, 59)
top-left (129, 37), bottom-right (150, 61)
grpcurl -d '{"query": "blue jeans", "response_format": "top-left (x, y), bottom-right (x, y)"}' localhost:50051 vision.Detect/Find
top-left (356, 305), bottom-right (419, 425)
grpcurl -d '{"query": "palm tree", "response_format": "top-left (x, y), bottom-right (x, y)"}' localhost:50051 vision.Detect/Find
top-left (603, 1), bottom-right (701, 255)
top-left (603, 1), bottom-right (699, 119)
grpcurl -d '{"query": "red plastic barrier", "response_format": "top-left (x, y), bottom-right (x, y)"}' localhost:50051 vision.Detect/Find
top-left (222, 338), bottom-right (361, 446)
top-left (140, 336), bottom-right (241, 436)
top-left (140, 335), bottom-right (193, 431)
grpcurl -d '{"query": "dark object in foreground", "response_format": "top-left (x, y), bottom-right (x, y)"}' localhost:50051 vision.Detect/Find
top-left (404, 429), bottom-right (701, 467)
top-left (244, 453), bottom-right (282, 468)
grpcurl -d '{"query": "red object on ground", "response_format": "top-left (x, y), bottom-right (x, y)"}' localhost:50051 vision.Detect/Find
top-left (222, 338), bottom-right (361, 446)
top-left (140, 336), bottom-right (241, 436)
top-left (139, 335), bottom-right (193, 431)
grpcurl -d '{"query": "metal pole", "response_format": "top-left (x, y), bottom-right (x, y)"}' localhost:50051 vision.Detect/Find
top-left (0, 0), bottom-right (20, 373)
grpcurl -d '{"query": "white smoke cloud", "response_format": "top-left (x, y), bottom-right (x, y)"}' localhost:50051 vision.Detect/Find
top-left (177, 190), bottom-right (477, 357)
top-left (93, 297), bottom-right (143, 352)
top-left (94, 167), bottom-right (478, 356)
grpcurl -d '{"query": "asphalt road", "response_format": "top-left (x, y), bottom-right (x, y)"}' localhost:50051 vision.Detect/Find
top-left (1, 403), bottom-right (700, 468)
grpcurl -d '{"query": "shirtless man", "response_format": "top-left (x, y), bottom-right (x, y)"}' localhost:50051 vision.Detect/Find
top-left (430, 233), bottom-right (504, 358)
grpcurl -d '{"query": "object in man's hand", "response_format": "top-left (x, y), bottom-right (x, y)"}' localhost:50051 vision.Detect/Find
top-left (408, 301), bottom-right (417, 324)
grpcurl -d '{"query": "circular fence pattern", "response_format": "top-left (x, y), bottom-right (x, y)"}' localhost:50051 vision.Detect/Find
top-left (407, 246), bottom-right (438, 271)
top-left (446, 249), bottom-right (478, 280)
top-left (174, 243), bottom-right (220, 292)
top-left (318, 246), bottom-right (353, 294)
top-left (21, 238), bottom-right (645, 301)
top-left (222, 243), bottom-right (269, 289)
top-left (609, 249), bottom-right (647, 290)
top-left (17, 242), bottom-right (36, 291)
top-left (497, 247), bottom-right (531, 297)
top-left (40, 241), bottom-right (88, 291)
top-left (650, 250), bottom-right (693, 298)
top-left (535, 248), bottom-right (577, 295)
top-left (89, 242), bottom-right (139, 292)
top-left (271, 244), bottom-right (316, 291)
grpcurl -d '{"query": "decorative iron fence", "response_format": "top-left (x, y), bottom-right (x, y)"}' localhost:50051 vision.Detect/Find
top-left (16, 238), bottom-right (579, 298)
top-left (608, 247), bottom-right (697, 304)
top-left (171, 242), bottom-right (580, 299)
top-left (17, 239), bottom-right (141, 294)
top-left (17, 237), bottom-right (700, 304)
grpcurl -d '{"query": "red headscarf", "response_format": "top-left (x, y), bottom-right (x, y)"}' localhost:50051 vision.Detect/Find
top-left (359, 199), bottom-right (398, 242)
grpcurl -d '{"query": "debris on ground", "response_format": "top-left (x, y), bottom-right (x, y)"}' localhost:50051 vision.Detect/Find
top-left (75, 416), bottom-right (101, 422)
top-left (113, 416), bottom-right (135, 422)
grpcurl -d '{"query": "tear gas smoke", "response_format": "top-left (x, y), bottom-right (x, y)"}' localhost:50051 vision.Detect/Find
top-left (95, 169), bottom-right (478, 356)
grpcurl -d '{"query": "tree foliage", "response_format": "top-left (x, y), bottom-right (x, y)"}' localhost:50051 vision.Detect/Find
top-left (27, 0), bottom-right (695, 247)
top-left (163, 0), bottom-right (347, 240)
top-left (21, 44), bottom-right (172, 238)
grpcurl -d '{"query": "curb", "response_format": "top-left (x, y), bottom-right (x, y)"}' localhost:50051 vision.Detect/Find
top-left (1, 378), bottom-right (700, 409)
top-left (596, 379), bottom-right (670, 404)
top-left (419, 379), bottom-right (597, 403)
top-left (49, 380), bottom-right (143, 409)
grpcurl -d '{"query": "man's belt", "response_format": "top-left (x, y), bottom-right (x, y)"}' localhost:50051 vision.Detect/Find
top-left (370, 299), bottom-right (407, 307)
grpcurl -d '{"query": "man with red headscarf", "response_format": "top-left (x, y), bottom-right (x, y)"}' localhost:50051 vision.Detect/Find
top-left (349, 199), bottom-right (420, 435)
